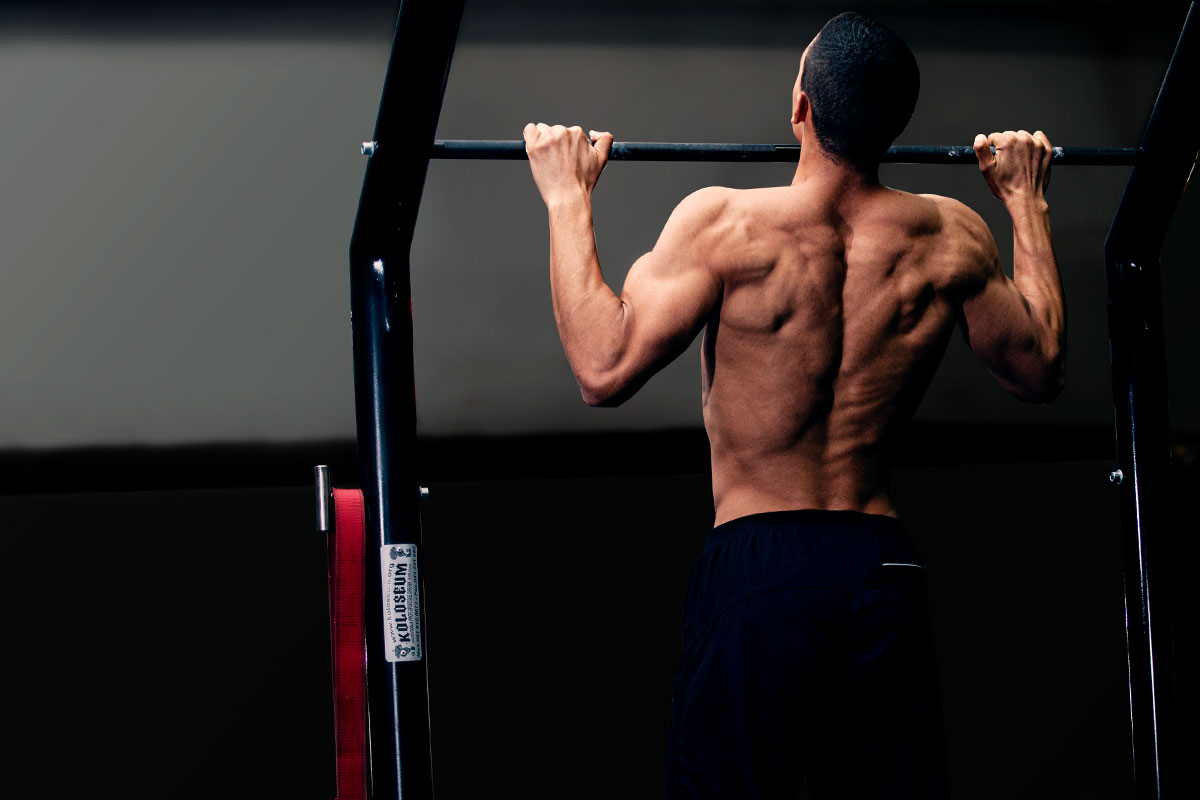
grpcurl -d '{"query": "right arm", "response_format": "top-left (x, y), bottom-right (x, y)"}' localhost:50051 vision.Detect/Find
top-left (954, 129), bottom-right (1066, 403)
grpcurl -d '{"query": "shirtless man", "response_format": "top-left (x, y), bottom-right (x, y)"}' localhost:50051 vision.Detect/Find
top-left (524, 11), bottom-right (1062, 799)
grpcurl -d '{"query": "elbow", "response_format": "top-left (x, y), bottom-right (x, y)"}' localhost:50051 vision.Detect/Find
top-left (580, 386), bottom-right (620, 407)
top-left (577, 371), bottom-right (628, 407)
top-left (1039, 346), bottom-right (1067, 403)
top-left (582, 391), bottom-right (626, 408)
top-left (1013, 356), bottom-right (1066, 404)
top-left (1047, 363), bottom-right (1067, 402)
top-left (1015, 380), bottom-right (1063, 405)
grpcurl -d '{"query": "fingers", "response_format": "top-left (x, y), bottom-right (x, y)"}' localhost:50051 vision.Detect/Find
top-left (522, 122), bottom-right (614, 202)
top-left (986, 130), bottom-right (1029, 151)
top-left (590, 129), bottom-right (614, 160)
top-left (522, 123), bottom-right (613, 154)
top-left (981, 129), bottom-right (1050, 156)
top-left (997, 130), bottom-right (1045, 149)
top-left (975, 128), bottom-right (1052, 202)
top-left (1033, 130), bottom-right (1053, 195)
top-left (996, 129), bottom-right (1053, 166)
top-left (523, 123), bottom-right (594, 142)
top-left (522, 122), bottom-right (553, 148)
top-left (523, 122), bottom-right (564, 154)
top-left (989, 130), bottom-right (1020, 155)
top-left (973, 133), bottom-right (994, 173)
top-left (1033, 129), bottom-right (1054, 170)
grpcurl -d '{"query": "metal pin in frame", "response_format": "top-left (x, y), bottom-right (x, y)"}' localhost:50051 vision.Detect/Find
top-left (361, 140), bottom-right (378, 157)
top-left (315, 465), bottom-right (333, 532)
top-left (1109, 469), bottom-right (1125, 485)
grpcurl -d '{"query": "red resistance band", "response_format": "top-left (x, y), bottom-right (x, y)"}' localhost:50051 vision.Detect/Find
top-left (328, 488), bottom-right (368, 800)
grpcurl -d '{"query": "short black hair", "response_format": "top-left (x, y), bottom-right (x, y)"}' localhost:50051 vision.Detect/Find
top-left (801, 12), bottom-right (920, 174)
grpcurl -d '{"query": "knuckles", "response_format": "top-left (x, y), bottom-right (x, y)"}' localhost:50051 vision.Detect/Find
top-left (524, 122), bottom-right (593, 153)
top-left (989, 128), bottom-right (1052, 154)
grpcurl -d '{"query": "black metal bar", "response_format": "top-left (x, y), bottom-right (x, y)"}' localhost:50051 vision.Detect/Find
top-left (1103, 2), bottom-right (1199, 798)
top-left (431, 139), bottom-right (1143, 165)
top-left (347, 0), bottom-right (466, 799)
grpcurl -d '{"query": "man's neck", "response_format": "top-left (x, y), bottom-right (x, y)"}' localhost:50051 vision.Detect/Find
top-left (791, 142), bottom-right (880, 198)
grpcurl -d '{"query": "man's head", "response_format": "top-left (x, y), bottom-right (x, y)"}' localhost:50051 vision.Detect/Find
top-left (791, 12), bottom-right (920, 174)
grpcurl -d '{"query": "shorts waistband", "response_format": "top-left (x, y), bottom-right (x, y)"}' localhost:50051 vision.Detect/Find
top-left (708, 509), bottom-right (906, 544)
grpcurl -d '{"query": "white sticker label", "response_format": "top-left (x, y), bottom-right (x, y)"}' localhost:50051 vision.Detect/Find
top-left (380, 544), bottom-right (422, 662)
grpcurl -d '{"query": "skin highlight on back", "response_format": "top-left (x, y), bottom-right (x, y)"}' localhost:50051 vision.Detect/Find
top-left (698, 178), bottom-right (963, 522)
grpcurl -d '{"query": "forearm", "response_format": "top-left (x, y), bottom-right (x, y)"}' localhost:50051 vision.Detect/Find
top-left (1006, 194), bottom-right (1065, 370)
top-left (546, 193), bottom-right (627, 394)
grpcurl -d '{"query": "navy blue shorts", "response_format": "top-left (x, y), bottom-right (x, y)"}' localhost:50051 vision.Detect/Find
top-left (666, 510), bottom-right (947, 799)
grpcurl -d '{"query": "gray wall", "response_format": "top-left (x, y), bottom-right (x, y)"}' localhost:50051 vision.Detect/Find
top-left (1, 3), bottom-right (1195, 448)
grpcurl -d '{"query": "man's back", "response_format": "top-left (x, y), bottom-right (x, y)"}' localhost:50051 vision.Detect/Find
top-left (703, 184), bottom-right (980, 524)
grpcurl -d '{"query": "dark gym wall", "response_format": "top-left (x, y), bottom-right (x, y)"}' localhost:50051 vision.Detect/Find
top-left (1, 0), bottom-right (1196, 448)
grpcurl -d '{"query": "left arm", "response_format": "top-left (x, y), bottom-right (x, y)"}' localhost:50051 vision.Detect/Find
top-left (524, 123), bottom-right (726, 406)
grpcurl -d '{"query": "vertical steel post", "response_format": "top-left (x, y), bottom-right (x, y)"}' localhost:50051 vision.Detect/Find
top-left (1103, 3), bottom-right (1198, 797)
top-left (347, 1), bottom-right (465, 798)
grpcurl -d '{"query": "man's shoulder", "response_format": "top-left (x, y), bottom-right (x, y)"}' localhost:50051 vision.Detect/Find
top-left (680, 185), bottom-right (805, 234)
top-left (656, 187), bottom-right (743, 268)
top-left (914, 192), bottom-right (988, 235)
top-left (670, 185), bottom-right (766, 244)
top-left (674, 185), bottom-right (741, 219)
top-left (666, 186), bottom-right (778, 275)
top-left (678, 185), bottom-right (790, 213)
top-left (662, 187), bottom-right (738, 236)
top-left (911, 193), bottom-right (998, 290)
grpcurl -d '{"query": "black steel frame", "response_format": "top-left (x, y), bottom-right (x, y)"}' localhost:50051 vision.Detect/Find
top-left (345, 2), bottom-right (1197, 798)
top-left (347, 1), bottom-right (466, 798)
top-left (1103, 3), bottom-right (1199, 797)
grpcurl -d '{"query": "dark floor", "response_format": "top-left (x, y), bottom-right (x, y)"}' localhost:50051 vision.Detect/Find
top-left (6, 456), bottom-right (1195, 798)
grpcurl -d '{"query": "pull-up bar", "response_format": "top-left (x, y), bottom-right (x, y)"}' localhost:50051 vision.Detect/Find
top-left (427, 139), bottom-right (1143, 165)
